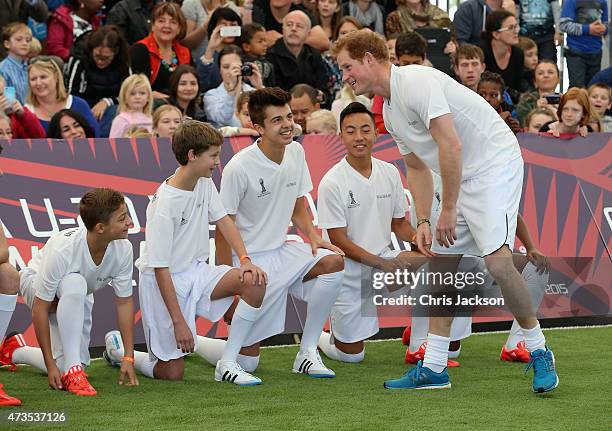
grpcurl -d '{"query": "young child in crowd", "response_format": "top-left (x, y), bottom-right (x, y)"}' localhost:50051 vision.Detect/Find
top-left (219, 91), bottom-right (260, 137)
top-left (524, 107), bottom-right (556, 133)
top-left (152, 105), bottom-right (183, 139)
top-left (240, 23), bottom-right (275, 87)
top-left (109, 74), bottom-right (154, 138)
top-left (477, 72), bottom-right (521, 134)
top-left (588, 82), bottom-right (612, 132)
top-left (0, 23), bottom-right (33, 104)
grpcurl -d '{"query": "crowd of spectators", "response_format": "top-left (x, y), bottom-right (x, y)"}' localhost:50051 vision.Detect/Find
top-left (0, 0), bottom-right (609, 140)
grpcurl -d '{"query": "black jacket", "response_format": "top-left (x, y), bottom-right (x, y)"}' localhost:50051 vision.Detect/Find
top-left (453, 0), bottom-right (488, 45)
top-left (265, 38), bottom-right (329, 102)
top-left (65, 56), bottom-right (130, 107)
top-left (106, 0), bottom-right (152, 46)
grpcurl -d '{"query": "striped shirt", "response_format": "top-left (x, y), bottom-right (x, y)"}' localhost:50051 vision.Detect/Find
top-left (0, 55), bottom-right (29, 104)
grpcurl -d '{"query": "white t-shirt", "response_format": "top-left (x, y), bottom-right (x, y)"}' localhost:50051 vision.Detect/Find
top-left (220, 140), bottom-right (313, 254)
top-left (383, 65), bottom-right (522, 180)
top-left (318, 157), bottom-right (408, 255)
top-left (23, 227), bottom-right (133, 302)
top-left (136, 176), bottom-right (227, 274)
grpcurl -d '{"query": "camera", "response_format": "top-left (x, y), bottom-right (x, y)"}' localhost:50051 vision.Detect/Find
top-left (544, 94), bottom-right (561, 105)
top-left (241, 63), bottom-right (253, 77)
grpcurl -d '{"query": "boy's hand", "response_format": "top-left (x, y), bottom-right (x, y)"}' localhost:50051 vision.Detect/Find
top-left (239, 260), bottom-right (268, 285)
top-left (173, 318), bottom-right (194, 353)
top-left (307, 234), bottom-right (345, 257)
top-left (119, 361), bottom-right (139, 386)
top-left (47, 363), bottom-right (63, 390)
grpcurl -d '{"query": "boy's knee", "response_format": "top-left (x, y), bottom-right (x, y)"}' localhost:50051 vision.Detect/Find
top-left (0, 262), bottom-right (20, 295)
top-left (155, 360), bottom-right (184, 381)
top-left (318, 254), bottom-right (344, 274)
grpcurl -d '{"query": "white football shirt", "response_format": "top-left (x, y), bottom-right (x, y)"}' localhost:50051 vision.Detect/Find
top-left (318, 157), bottom-right (408, 255)
top-left (220, 140), bottom-right (313, 253)
top-left (24, 227), bottom-right (133, 302)
top-left (136, 176), bottom-right (227, 274)
top-left (383, 65), bottom-right (522, 180)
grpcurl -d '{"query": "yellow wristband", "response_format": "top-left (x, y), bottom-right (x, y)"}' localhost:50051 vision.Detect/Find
top-left (122, 356), bottom-right (135, 364)
top-left (239, 255), bottom-right (251, 263)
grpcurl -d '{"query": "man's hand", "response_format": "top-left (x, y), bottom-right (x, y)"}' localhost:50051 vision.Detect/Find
top-left (526, 248), bottom-right (550, 274)
top-left (47, 363), bottom-right (63, 390)
top-left (239, 259), bottom-right (268, 285)
top-left (377, 255), bottom-right (413, 272)
top-left (416, 223), bottom-right (436, 257)
top-left (308, 234), bottom-right (345, 257)
top-left (119, 361), bottom-right (139, 386)
top-left (173, 318), bottom-right (194, 353)
top-left (589, 20), bottom-right (606, 37)
top-left (436, 207), bottom-right (457, 248)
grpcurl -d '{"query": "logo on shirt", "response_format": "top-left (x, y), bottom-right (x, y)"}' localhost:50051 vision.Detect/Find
top-left (286, 181), bottom-right (296, 188)
top-left (97, 276), bottom-right (112, 283)
top-left (257, 178), bottom-right (271, 198)
top-left (180, 216), bottom-right (188, 226)
top-left (347, 190), bottom-right (360, 208)
top-left (377, 193), bottom-right (391, 199)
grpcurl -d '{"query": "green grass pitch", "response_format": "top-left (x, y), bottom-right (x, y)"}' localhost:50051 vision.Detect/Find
top-left (1, 326), bottom-right (611, 431)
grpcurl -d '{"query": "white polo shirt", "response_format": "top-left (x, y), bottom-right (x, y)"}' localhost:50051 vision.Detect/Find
top-left (383, 65), bottom-right (522, 180)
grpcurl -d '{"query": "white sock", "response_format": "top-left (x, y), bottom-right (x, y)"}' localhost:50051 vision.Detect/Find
top-left (0, 293), bottom-right (17, 340)
top-left (318, 331), bottom-right (364, 363)
top-left (195, 336), bottom-right (226, 366)
top-left (409, 317), bottom-right (429, 352)
top-left (220, 299), bottom-right (260, 364)
top-left (300, 270), bottom-right (343, 353)
top-left (12, 346), bottom-right (47, 372)
top-left (506, 320), bottom-right (523, 349)
top-left (521, 323), bottom-right (546, 353)
top-left (237, 353), bottom-right (260, 372)
top-left (447, 346), bottom-right (461, 359)
top-left (507, 262), bottom-right (548, 349)
top-left (56, 279), bottom-right (87, 373)
top-left (134, 351), bottom-right (156, 378)
top-left (423, 333), bottom-right (450, 373)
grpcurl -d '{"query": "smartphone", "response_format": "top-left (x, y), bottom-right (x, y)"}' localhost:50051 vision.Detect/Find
top-left (220, 26), bottom-right (241, 38)
top-left (4, 86), bottom-right (15, 105)
top-left (544, 94), bottom-right (561, 105)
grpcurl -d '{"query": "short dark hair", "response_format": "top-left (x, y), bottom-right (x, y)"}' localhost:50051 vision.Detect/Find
top-left (172, 120), bottom-right (223, 165)
top-left (395, 32), bottom-right (427, 59)
top-left (484, 10), bottom-right (514, 41)
top-left (240, 22), bottom-right (265, 46)
top-left (454, 43), bottom-right (484, 66)
top-left (339, 101), bottom-right (375, 129)
top-left (207, 7), bottom-right (242, 39)
top-left (289, 83), bottom-right (318, 105)
top-left (86, 25), bottom-right (130, 80)
top-left (152, 2), bottom-right (187, 40)
top-left (478, 71), bottom-right (506, 91)
top-left (169, 64), bottom-right (200, 109)
top-left (79, 188), bottom-right (125, 231)
top-left (248, 87), bottom-right (292, 126)
top-left (218, 44), bottom-right (243, 66)
top-left (47, 109), bottom-right (95, 139)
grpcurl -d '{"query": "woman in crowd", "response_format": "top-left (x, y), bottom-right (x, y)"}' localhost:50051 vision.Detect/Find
top-left (386, 0), bottom-right (452, 35)
top-left (341, 0), bottom-right (385, 35)
top-left (516, 59), bottom-right (560, 126)
top-left (47, 108), bottom-right (95, 139)
top-left (539, 88), bottom-right (593, 137)
top-left (168, 64), bottom-right (206, 122)
top-left (333, 16), bottom-right (363, 41)
top-left (204, 45), bottom-right (262, 128)
top-left (152, 104), bottom-right (182, 139)
top-left (315, 0), bottom-right (342, 40)
top-left (197, 7), bottom-right (243, 93)
top-left (481, 11), bottom-right (524, 99)
top-left (181, 0), bottom-right (241, 60)
top-left (64, 25), bottom-right (131, 135)
top-left (0, 113), bottom-right (13, 139)
top-left (25, 57), bottom-right (99, 136)
top-left (130, 2), bottom-right (191, 100)
top-left (47, 0), bottom-right (104, 61)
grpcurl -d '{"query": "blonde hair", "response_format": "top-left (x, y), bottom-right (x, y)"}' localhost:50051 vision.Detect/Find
top-left (118, 74), bottom-right (153, 115)
top-left (26, 58), bottom-right (68, 105)
top-left (153, 104), bottom-right (182, 129)
top-left (306, 109), bottom-right (338, 134)
top-left (29, 37), bottom-right (42, 57)
top-left (125, 126), bottom-right (152, 138)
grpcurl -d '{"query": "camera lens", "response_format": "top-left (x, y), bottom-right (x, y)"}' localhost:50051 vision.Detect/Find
top-left (241, 64), bottom-right (253, 77)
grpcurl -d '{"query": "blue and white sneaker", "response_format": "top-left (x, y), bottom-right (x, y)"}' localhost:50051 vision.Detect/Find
top-left (292, 350), bottom-right (335, 378)
top-left (525, 347), bottom-right (558, 393)
top-left (103, 330), bottom-right (124, 367)
top-left (384, 361), bottom-right (451, 390)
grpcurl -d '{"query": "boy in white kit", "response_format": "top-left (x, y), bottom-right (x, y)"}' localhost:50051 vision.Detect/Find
top-left (0, 144), bottom-right (22, 405)
top-left (333, 30), bottom-right (558, 392)
top-left (316, 102), bottom-right (427, 363)
top-left (1, 188), bottom-right (138, 397)
top-left (198, 87), bottom-right (345, 378)
top-left (105, 121), bottom-right (267, 386)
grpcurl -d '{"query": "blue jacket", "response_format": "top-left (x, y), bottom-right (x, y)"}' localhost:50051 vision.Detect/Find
top-left (560, 0), bottom-right (608, 53)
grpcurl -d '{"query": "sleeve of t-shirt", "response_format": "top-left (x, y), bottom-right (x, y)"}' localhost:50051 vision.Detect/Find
top-left (111, 242), bottom-right (134, 297)
top-left (207, 180), bottom-right (227, 223)
top-left (391, 169), bottom-right (409, 218)
top-left (219, 161), bottom-right (247, 215)
top-left (297, 146), bottom-right (314, 197)
top-left (403, 70), bottom-right (451, 129)
top-left (145, 200), bottom-right (176, 268)
top-left (317, 177), bottom-right (347, 229)
top-left (33, 246), bottom-right (70, 302)
top-left (181, 0), bottom-right (199, 22)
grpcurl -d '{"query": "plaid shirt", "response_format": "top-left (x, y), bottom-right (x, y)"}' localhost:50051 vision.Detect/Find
top-left (0, 55), bottom-right (29, 104)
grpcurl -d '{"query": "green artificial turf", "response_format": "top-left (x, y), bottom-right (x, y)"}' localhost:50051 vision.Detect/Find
top-left (1, 327), bottom-right (610, 431)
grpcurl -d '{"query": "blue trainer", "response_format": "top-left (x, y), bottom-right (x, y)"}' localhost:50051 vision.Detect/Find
top-left (525, 347), bottom-right (559, 393)
top-left (384, 361), bottom-right (451, 390)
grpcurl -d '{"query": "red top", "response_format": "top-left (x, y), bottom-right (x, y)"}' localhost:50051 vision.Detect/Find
top-left (11, 107), bottom-right (46, 139)
top-left (135, 33), bottom-right (191, 85)
top-left (371, 95), bottom-right (388, 134)
top-left (46, 5), bottom-right (102, 61)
